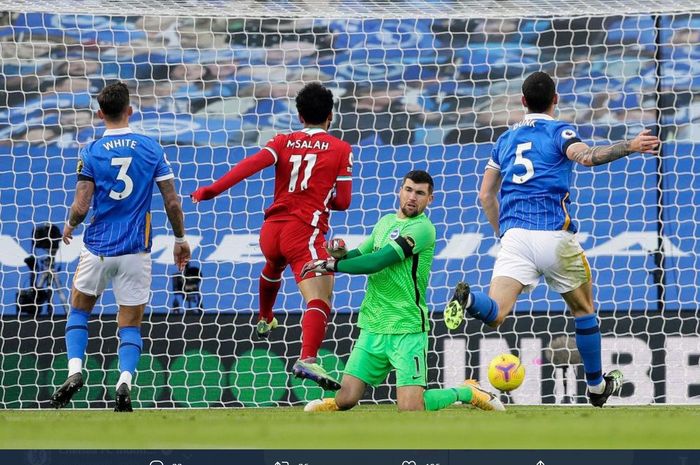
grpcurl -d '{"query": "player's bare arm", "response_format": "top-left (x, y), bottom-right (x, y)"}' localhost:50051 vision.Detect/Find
top-left (157, 178), bottom-right (190, 270)
top-left (566, 129), bottom-right (660, 167)
top-left (479, 168), bottom-right (502, 237)
top-left (63, 180), bottom-right (95, 244)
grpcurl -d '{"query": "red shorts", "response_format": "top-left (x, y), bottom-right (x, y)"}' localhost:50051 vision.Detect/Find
top-left (259, 219), bottom-right (331, 283)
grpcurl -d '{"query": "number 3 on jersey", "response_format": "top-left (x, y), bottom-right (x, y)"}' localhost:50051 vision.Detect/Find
top-left (109, 157), bottom-right (134, 200)
top-left (288, 153), bottom-right (317, 192)
top-left (513, 142), bottom-right (534, 184)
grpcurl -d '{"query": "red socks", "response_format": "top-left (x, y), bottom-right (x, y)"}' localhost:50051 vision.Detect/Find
top-left (300, 299), bottom-right (331, 360)
top-left (259, 269), bottom-right (282, 323)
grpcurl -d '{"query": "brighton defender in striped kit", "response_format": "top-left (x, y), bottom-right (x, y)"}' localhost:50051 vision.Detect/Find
top-left (51, 82), bottom-right (191, 411)
top-left (191, 82), bottom-right (353, 390)
top-left (444, 71), bottom-right (660, 407)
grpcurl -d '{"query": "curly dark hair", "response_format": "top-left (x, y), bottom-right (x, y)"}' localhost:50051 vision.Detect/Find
top-left (295, 82), bottom-right (334, 125)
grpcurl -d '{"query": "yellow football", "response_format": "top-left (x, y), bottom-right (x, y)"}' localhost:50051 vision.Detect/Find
top-left (488, 353), bottom-right (525, 392)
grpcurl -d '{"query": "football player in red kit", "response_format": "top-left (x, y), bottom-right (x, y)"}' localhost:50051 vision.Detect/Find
top-left (191, 82), bottom-right (352, 390)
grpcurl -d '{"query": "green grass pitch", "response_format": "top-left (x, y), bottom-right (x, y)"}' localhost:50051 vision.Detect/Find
top-left (1, 405), bottom-right (699, 449)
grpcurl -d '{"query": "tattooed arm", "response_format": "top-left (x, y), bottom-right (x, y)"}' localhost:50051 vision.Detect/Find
top-left (157, 178), bottom-right (185, 238)
top-left (63, 180), bottom-right (94, 244)
top-left (566, 129), bottom-right (660, 167)
top-left (566, 140), bottom-right (632, 167)
top-left (157, 178), bottom-right (191, 271)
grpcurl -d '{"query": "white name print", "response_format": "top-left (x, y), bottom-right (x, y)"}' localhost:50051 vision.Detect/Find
top-left (286, 140), bottom-right (330, 151)
top-left (103, 139), bottom-right (138, 151)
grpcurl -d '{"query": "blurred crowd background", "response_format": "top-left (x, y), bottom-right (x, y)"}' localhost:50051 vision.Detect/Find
top-left (1, 12), bottom-right (699, 149)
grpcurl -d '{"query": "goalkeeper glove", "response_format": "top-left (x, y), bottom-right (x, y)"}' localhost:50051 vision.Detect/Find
top-left (301, 258), bottom-right (337, 279)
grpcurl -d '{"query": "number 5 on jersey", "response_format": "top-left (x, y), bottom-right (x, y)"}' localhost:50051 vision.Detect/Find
top-left (513, 142), bottom-right (534, 184)
top-left (288, 154), bottom-right (317, 192)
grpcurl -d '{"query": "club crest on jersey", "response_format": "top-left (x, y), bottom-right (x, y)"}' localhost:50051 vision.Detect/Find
top-left (286, 139), bottom-right (330, 151)
top-left (390, 228), bottom-right (401, 240)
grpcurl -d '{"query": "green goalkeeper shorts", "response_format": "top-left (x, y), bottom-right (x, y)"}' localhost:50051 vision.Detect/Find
top-left (344, 330), bottom-right (428, 387)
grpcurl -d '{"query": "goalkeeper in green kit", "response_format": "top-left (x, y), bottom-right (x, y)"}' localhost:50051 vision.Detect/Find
top-left (302, 170), bottom-right (504, 412)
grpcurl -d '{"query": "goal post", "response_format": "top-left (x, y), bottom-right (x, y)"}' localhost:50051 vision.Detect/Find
top-left (1, 0), bottom-right (700, 408)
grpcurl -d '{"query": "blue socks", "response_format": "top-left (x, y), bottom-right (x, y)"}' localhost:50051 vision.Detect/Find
top-left (65, 308), bottom-right (90, 374)
top-left (118, 326), bottom-right (142, 375)
top-left (65, 311), bottom-right (143, 390)
top-left (466, 291), bottom-right (499, 325)
top-left (575, 313), bottom-right (604, 388)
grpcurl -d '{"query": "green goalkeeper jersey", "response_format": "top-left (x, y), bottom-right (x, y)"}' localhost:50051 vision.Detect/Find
top-left (356, 212), bottom-right (436, 334)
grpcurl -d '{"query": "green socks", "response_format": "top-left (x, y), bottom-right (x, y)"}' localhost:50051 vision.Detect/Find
top-left (423, 386), bottom-right (473, 411)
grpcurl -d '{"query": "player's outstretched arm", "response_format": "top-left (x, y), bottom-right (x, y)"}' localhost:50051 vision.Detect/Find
top-left (566, 129), bottom-right (661, 167)
top-left (157, 178), bottom-right (190, 271)
top-left (63, 180), bottom-right (95, 244)
top-left (301, 244), bottom-right (403, 278)
top-left (479, 168), bottom-right (502, 237)
top-left (191, 149), bottom-right (275, 203)
top-left (325, 233), bottom-right (375, 261)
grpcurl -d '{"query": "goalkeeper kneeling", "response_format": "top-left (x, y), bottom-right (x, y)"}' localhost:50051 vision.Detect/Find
top-left (302, 170), bottom-right (504, 413)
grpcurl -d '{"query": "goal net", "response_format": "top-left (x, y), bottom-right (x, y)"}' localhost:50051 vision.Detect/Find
top-left (1, 0), bottom-right (699, 408)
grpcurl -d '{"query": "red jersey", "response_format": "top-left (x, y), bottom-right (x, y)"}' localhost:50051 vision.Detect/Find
top-left (262, 128), bottom-right (353, 232)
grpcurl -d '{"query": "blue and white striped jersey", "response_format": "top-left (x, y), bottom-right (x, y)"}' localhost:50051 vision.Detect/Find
top-left (488, 113), bottom-right (582, 235)
top-left (77, 127), bottom-right (173, 256)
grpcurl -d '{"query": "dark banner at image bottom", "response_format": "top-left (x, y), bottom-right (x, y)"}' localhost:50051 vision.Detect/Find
top-left (4, 449), bottom-right (700, 465)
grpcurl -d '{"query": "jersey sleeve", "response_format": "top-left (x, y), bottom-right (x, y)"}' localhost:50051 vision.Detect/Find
top-left (263, 134), bottom-right (286, 165)
top-left (487, 137), bottom-right (502, 171)
top-left (336, 145), bottom-right (353, 182)
top-left (389, 220), bottom-right (436, 259)
top-left (154, 145), bottom-right (175, 182)
top-left (555, 124), bottom-right (583, 154)
top-left (77, 145), bottom-right (94, 181)
top-left (329, 145), bottom-right (353, 210)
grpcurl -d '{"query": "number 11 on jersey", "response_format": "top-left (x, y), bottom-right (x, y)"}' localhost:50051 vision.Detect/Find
top-left (288, 154), bottom-right (317, 192)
